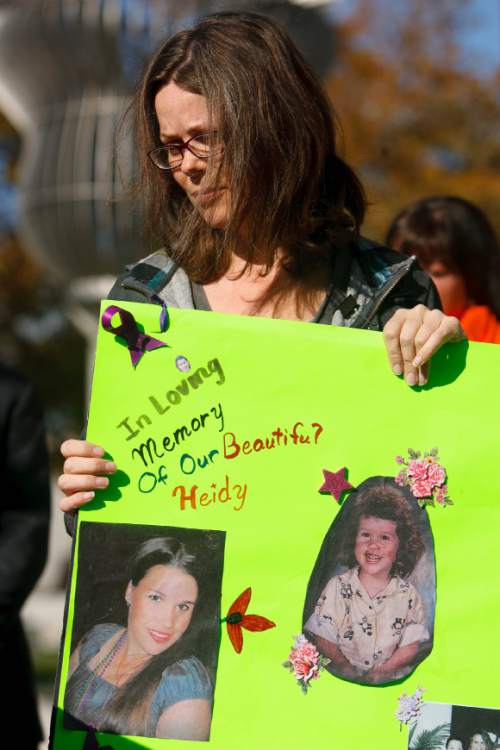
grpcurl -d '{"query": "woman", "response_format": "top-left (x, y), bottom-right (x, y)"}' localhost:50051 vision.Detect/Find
top-left (58, 13), bottom-right (463, 511)
top-left (65, 537), bottom-right (214, 739)
top-left (467, 731), bottom-right (493, 750)
top-left (387, 196), bottom-right (500, 343)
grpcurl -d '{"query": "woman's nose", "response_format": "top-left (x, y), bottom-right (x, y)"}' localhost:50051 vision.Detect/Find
top-left (157, 604), bottom-right (175, 628)
top-left (180, 149), bottom-right (206, 175)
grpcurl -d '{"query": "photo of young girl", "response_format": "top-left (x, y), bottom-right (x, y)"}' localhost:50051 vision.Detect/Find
top-left (303, 477), bottom-right (435, 685)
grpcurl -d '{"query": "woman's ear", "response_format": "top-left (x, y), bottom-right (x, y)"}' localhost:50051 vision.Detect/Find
top-left (125, 580), bottom-right (133, 607)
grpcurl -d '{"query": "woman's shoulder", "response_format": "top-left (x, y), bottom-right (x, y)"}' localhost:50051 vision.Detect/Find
top-left (156, 656), bottom-right (212, 703)
top-left (353, 236), bottom-right (433, 292)
top-left (106, 249), bottom-right (193, 309)
top-left (79, 623), bottom-right (122, 661)
top-left (347, 235), bottom-right (441, 327)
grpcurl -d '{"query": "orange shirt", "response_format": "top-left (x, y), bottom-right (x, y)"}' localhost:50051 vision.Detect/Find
top-left (459, 305), bottom-right (500, 344)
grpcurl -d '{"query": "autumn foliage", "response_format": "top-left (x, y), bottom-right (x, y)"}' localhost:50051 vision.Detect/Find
top-left (325, 0), bottom-right (500, 241)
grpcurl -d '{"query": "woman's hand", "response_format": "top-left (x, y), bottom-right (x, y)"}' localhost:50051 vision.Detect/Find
top-left (58, 439), bottom-right (116, 512)
top-left (383, 305), bottom-right (465, 386)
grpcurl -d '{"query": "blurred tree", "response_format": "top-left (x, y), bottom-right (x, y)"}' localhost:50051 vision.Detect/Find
top-left (0, 114), bottom-right (84, 454)
top-left (326, 0), bottom-right (500, 241)
top-left (0, 234), bottom-right (85, 455)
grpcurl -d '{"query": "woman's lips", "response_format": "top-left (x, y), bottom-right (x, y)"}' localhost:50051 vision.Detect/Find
top-left (194, 187), bottom-right (225, 206)
top-left (365, 553), bottom-right (382, 563)
top-left (148, 629), bottom-right (172, 644)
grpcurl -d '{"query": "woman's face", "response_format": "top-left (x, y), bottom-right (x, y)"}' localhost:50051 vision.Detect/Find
top-left (125, 564), bottom-right (198, 658)
top-left (469, 735), bottom-right (488, 750)
top-left (423, 260), bottom-right (468, 317)
top-left (354, 515), bottom-right (400, 580)
top-left (154, 81), bottom-right (229, 229)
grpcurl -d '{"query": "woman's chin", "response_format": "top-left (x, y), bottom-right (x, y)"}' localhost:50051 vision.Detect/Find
top-left (199, 209), bottom-right (227, 229)
top-left (194, 197), bottom-right (229, 229)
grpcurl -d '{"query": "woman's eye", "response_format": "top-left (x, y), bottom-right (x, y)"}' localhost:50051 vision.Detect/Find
top-left (148, 593), bottom-right (161, 602)
top-left (178, 603), bottom-right (191, 612)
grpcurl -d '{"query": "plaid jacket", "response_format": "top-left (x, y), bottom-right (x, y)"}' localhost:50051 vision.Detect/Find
top-left (106, 235), bottom-right (440, 331)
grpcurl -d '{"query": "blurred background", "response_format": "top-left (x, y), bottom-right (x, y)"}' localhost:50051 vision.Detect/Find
top-left (0, 0), bottom-right (497, 746)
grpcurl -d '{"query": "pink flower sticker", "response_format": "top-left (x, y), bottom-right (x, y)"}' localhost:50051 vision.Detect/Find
top-left (427, 463), bottom-right (446, 486)
top-left (283, 635), bottom-right (330, 694)
top-left (407, 460), bottom-right (428, 480)
top-left (394, 449), bottom-right (453, 508)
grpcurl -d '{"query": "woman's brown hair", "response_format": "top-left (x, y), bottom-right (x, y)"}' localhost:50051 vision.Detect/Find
top-left (135, 11), bottom-right (366, 284)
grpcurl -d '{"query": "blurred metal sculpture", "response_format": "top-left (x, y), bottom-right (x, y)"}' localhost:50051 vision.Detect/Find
top-left (0, 1), bottom-right (182, 282)
top-left (0, 0), bottom-right (334, 288)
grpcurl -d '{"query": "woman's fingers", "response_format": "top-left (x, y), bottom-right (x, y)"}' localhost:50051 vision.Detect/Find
top-left (383, 307), bottom-right (421, 384)
top-left (60, 439), bottom-right (105, 459)
top-left (57, 472), bottom-right (110, 494)
top-left (412, 315), bottom-right (464, 367)
top-left (384, 306), bottom-right (465, 386)
top-left (59, 492), bottom-right (96, 513)
top-left (58, 439), bottom-right (117, 512)
top-left (62, 456), bottom-right (116, 477)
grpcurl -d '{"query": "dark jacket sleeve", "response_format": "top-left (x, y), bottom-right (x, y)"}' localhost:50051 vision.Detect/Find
top-left (0, 368), bottom-right (50, 641)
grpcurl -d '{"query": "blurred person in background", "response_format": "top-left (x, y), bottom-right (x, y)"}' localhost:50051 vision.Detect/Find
top-left (467, 730), bottom-right (494, 750)
top-left (0, 363), bottom-right (50, 747)
top-left (387, 196), bottom-right (500, 344)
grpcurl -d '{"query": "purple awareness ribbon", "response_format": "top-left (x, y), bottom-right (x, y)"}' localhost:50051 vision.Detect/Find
top-left (101, 305), bottom-right (167, 368)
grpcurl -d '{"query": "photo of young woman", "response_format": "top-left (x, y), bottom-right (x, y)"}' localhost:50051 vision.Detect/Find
top-left (63, 523), bottom-right (225, 740)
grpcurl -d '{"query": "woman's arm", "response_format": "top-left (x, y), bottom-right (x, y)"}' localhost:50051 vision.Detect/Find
top-left (155, 699), bottom-right (212, 741)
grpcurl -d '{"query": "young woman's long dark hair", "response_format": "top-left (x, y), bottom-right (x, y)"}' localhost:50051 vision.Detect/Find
top-left (135, 12), bottom-right (366, 284)
top-left (99, 537), bottom-right (218, 736)
top-left (386, 196), bottom-right (500, 318)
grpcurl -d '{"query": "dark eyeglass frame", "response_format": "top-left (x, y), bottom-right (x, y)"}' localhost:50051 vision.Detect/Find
top-left (147, 133), bottom-right (223, 171)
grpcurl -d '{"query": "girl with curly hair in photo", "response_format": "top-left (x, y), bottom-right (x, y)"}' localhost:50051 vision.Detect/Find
top-left (305, 479), bottom-right (431, 684)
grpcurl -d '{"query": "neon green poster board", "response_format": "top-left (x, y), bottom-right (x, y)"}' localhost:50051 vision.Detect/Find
top-left (51, 301), bottom-right (500, 749)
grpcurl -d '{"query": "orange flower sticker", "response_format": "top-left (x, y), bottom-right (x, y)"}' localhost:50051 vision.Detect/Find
top-left (223, 587), bottom-right (276, 654)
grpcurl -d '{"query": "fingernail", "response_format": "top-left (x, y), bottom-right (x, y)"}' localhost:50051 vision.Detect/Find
top-left (92, 445), bottom-right (104, 456)
top-left (96, 477), bottom-right (109, 488)
top-left (105, 462), bottom-right (117, 473)
top-left (392, 364), bottom-right (403, 376)
top-left (82, 492), bottom-right (95, 501)
top-left (406, 373), bottom-right (417, 386)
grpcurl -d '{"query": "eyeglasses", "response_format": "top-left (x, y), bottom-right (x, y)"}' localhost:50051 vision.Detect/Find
top-left (148, 133), bottom-right (224, 171)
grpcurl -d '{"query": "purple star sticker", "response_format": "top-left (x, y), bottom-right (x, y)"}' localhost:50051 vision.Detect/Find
top-left (319, 467), bottom-right (354, 502)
